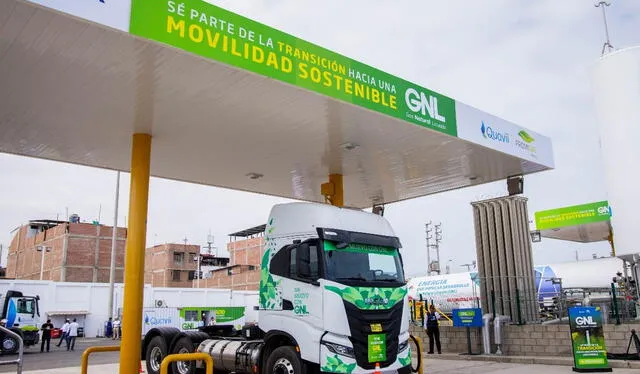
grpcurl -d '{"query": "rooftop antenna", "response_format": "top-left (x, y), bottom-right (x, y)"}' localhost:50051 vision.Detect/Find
top-left (595, 1), bottom-right (614, 55)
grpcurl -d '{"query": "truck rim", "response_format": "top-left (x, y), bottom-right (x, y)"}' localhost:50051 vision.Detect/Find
top-left (273, 357), bottom-right (294, 374)
top-left (176, 347), bottom-right (191, 373)
top-left (149, 346), bottom-right (162, 372)
top-left (2, 338), bottom-right (15, 351)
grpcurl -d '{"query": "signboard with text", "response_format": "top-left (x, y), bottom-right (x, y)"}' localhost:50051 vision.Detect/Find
top-left (535, 201), bottom-right (611, 231)
top-left (452, 308), bottom-right (483, 328)
top-left (568, 306), bottom-right (611, 372)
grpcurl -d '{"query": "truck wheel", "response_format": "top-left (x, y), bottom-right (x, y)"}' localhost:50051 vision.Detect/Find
top-left (146, 336), bottom-right (169, 374)
top-left (1, 329), bottom-right (22, 355)
top-left (171, 337), bottom-right (196, 374)
top-left (265, 346), bottom-right (302, 374)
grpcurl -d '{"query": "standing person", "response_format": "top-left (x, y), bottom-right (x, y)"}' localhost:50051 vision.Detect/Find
top-left (40, 319), bottom-right (54, 352)
top-left (112, 317), bottom-right (121, 340)
top-left (423, 304), bottom-right (442, 354)
top-left (66, 318), bottom-right (79, 351)
top-left (105, 317), bottom-right (113, 338)
top-left (56, 319), bottom-right (70, 347)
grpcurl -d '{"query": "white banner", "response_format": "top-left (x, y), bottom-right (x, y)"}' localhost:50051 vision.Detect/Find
top-left (456, 102), bottom-right (555, 168)
top-left (26, 0), bottom-right (132, 32)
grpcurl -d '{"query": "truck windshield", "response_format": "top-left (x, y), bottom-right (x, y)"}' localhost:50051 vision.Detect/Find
top-left (323, 241), bottom-right (405, 286)
top-left (16, 298), bottom-right (35, 314)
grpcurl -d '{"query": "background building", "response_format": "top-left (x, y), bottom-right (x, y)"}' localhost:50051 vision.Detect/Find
top-left (6, 218), bottom-right (127, 282)
top-left (204, 225), bottom-right (265, 291)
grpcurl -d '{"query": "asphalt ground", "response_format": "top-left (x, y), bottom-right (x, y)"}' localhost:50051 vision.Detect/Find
top-left (0, 338), bottom-right (121, 372)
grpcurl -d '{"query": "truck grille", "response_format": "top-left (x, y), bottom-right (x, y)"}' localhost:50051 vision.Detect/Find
top-left (342, 301), bottom-right (404, 369)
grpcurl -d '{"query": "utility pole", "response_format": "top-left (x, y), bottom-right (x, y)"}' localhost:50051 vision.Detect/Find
top-left (425, 222), bottom-right (433, 275)
top-left (36, 245), bottom-right (51, 280)
top-left (108, 171), bottom-right (120, 319)
top-left (425, 222), bottom-right (443, 275)
top-left (595, 1), bottom-right (614, 55)
top-left (0, 244), bottom-right (3, 268)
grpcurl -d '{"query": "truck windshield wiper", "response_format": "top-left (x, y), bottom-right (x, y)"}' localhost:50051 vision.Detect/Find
top-left (375, 278), bottom-right (400, 282)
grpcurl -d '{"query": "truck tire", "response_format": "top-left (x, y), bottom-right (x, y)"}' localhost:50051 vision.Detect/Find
top-left (171, 336), bottom-right (196, 374)
top-left (265, 346), bottom-right (302, 374)
top-left (1, 329), bottom-right (23, 355)
top-left (146, 336), bottom-right (170, 374)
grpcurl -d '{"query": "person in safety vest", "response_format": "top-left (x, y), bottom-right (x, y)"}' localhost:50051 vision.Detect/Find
top-left (423, 304), bottom-right (441, 354)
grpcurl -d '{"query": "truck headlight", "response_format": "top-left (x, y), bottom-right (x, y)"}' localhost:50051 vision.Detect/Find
top-left (324, 341), bottom-right (355, 358)
top-left (398, 339), bottom-right (409, 353)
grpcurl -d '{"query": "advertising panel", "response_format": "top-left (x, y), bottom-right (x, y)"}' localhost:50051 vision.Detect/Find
top-left (455, 102), bottom-right (554, 168)
top-left (142, 306), bottom-right (246, 334)
top-left (535, 201), bottom-right (611, 231)
top-left (128, 0), bottom-right (457, 136)
top-left (452, 308), bottom-right (483, 328)
top-left (568, 306), bottom-right (611, 372)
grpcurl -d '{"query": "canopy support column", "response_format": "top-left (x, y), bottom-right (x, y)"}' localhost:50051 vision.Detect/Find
top-left (321, 174), bottom-right (343, 207)
top-left (119, 133), bottom-right (152, 374)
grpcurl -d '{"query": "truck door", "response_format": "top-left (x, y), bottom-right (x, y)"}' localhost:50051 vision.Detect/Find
top-left (280, 240), bottom-right (324, 358)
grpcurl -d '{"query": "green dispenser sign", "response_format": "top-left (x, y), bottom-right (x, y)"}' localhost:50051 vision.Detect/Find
top-left (568, 306), bottom-right (611, 372)
top-left (368, 334), bottom-right (386, 362)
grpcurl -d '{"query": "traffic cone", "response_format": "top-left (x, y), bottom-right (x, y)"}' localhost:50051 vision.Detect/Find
top-left (139, 361), bottom-right (145, 373)
top-left (373, 363), bottom-right (381, 374)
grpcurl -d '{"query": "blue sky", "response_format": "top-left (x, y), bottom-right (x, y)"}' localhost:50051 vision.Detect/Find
top-left (0, 1), bottom-right (638, 278)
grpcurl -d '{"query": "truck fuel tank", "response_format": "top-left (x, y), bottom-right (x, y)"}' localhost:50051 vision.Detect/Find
top-left (197, 339), bottom-right (263, 373)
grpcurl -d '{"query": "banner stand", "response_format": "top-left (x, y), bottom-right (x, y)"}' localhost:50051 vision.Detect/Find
top-left (568, 306), bottom-right (612, 373)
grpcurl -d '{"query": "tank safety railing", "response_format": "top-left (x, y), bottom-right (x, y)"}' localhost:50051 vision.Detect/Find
top-left (81, 345), bottom-right (120, 374)
top-left (409, 334), bottom-right (424, 374)
top-left (0, 326), bottom-right (24, 374)
top-left (161, 352), bottom-right (214, 374)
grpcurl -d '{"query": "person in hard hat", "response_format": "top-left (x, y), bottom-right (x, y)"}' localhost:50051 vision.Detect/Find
top-left (423, 304), bottom-right (442, 354)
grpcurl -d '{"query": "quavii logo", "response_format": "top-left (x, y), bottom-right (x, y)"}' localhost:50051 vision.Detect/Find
top-left (480, 121), bottom-right (510, 143)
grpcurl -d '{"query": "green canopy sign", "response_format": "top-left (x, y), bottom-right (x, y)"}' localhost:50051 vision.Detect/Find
top-left (129, 0), bottom-right (457, 136)
top-left (535, 201), bottom-right (611, 231)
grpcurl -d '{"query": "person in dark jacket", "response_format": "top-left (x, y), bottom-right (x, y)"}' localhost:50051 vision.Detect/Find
top-left (40, 319), bottom-right (54, 352)
top-left (423, 304), bottom-right (442, 354)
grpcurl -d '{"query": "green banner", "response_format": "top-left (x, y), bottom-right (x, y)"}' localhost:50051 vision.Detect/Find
top-left (323, 241), bottom-right (397, 256)
top-left (368, 333), bottom-right (386, 362)
top-left (535, 201), bottom-right (610, 230)
top-left (568, 306), bottom-right (610, 371)
top-left (179, 306), bottom-right (245, 329)
top-left (129, 0), bottom-right (457, 136)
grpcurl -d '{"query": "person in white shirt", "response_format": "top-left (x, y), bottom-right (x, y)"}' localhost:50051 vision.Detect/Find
top-left (112, 317), bottom-right (121, 340)
top-left (66, 318), bottom-right (79, 351)
top-left (56, 319), bottom-right (70, 347)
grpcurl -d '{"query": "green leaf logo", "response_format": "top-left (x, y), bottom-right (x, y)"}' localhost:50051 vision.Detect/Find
top-left (518, 130), bottom-right (535, 144)
top-left (321, 354), bottom-right (357, 373)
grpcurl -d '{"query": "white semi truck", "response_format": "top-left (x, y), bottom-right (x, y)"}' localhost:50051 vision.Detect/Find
top-left (141, 202), bottom-right (416, 374)
top-left (0, 290), bottom-right (41, 354)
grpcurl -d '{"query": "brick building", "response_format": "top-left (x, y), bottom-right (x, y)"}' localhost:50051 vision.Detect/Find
top-left (6, 219), bottom-right (127, 282)
top-left (203, 225), bottom-right (265, 291)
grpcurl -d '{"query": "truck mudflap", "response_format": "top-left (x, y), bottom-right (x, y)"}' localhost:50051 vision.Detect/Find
top-left (319, 340), bottom-right (412, 373)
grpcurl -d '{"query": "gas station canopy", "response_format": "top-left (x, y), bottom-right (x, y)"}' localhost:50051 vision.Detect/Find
top-left (534, 201), bottom-right (612, 243)
top-left (0, 0), bottom-right (554, 208)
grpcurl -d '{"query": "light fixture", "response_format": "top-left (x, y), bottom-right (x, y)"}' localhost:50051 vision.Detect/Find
top-left (341, 142), bottom-right (359, 151)
top-left (246, 172), bottom-right (263, 180)
top-left (530, 230), bottom-right (541, 243)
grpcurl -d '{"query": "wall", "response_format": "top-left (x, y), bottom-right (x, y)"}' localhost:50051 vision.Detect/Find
top-left (228, 237), bottom-right (264, 267)
top-left (144, 243), bottom-right (199, 288)
top-left (410, 322), bottom-right (640, 356)
top-left (0, 279), bottom-right (258, 338)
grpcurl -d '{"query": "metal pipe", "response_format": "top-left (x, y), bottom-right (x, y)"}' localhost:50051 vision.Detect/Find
top-left (0, 326), bottom-right (24, 374)
top-left (108, 171), bottom-right (121, 319)
top-left (81, 346), bottom-right (120, 374)
top-left (493, 315), bottom-right (511, 355)
top-left (161, 353), bottom-right (213, 374)
top-left (482, 314), bottom-right (492, 355)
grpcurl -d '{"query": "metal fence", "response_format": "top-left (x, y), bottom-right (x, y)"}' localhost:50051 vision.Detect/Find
top-left (409, 275), bottom-right (638, 325)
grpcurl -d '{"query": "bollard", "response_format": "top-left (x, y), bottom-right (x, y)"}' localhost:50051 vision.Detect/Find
top-left (81, 346), bottom-right (121, 374)
top-left (160, 352), bottom-right (213, 374)
top-left (409, 335), bottom-right (424, 374)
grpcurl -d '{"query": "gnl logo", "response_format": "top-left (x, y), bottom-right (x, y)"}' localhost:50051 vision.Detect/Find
top-left (405, 88), bottom-right (446, 122)
top-left (575, 316), bottom-right (597, 326)
top-left (365, 295), bottom-right (389, 306)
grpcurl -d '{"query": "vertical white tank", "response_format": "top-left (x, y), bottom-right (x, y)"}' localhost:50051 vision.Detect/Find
top-left (591, 46), bottom-right (640, 260)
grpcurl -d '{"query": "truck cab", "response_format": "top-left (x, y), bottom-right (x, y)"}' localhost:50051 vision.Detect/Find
top-left (0, 290), bottom-right (41, 354)
top-left (259, 202), bottom-right (411, 373)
